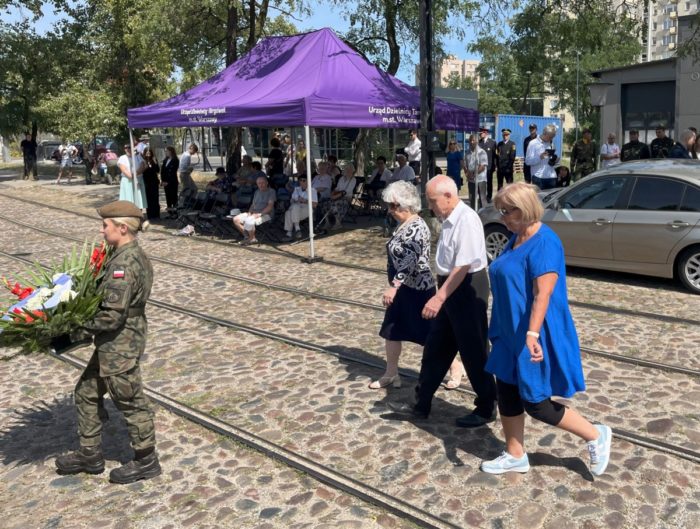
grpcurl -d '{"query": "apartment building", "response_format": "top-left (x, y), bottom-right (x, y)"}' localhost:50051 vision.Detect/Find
top-left (416, 56), bottom-right (481, 89)
top-left (643, 0), bottom-right (699, 61)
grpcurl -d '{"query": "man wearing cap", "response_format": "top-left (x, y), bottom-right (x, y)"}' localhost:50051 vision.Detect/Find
top-left (650, 126), bottom-right (675, 158)
top-left (571, 129), bottom-right (596, 181)
top-left (620, 130), bottom-right (650, 162)
top-left (523, 124), bottom-right (537, 183)
top-left (495, 129), bottom-right (516, 190)
top-left (54, 200), bottom-right (160, 484)
top-left (478, 128), bottom-right (496, 201)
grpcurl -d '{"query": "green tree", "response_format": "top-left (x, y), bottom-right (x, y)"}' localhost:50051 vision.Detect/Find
top-left (443, 71), bottom-right (474, 91)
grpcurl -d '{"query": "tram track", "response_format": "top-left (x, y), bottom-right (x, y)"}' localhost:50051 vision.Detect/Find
top-left (0, 192), bottom-right (697, 324)
top-left (2, 249), bottom-right (700, 468)
top-left (1, 210), bottom-right (699, 381)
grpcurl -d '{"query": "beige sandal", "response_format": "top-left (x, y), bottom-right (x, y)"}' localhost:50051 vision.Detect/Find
top-left (368, 375), bottom-right (401, 389)
top-left (444, 365), bottom-right (467, 390)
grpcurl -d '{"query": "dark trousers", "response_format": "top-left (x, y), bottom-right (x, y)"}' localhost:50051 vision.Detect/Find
top-left (414, 269), bottom-right (497, 415)
top-left (164, 181), bottom-right (179, 209)
top-left (23, 156), bottom-right (38, 180)
top-left (467, 181), bottom-right (475, 209)
top-left (486, 169), bottom-right (495, 201)
top-left (144, 175), bottom-right (161, 219)
top-left (497, 169), bottom-right (513, 190)
top-left (409, 161), bottom-right (420, 177)
top-left (532, 176), bottom-right (557, 190)
top-left (523, 166), bottom-right (532, 184)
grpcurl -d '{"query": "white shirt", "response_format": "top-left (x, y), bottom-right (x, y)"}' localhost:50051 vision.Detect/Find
top-left (291, 185), bottom-right (318, 204)
top-left (391, 165), bottom-right (416, 182)
top-left (467, 147), bottom-right (488, 183)
top-left (435, 201), bottom-right (487, 275)
top-left (312, 173), bottom-right (333, 199)
top-left (601, 142), bottom-right (621, 168)
top-left (405, 138), bottom-right (421, 162)
top-left (180, 152), bottom-right (193, 173)
top-left (334, 175), bottom-right (357, 199)
top-left (370, 167), bottom-right (393, 183)
top-left (525, 136), bottom-right (557, 180)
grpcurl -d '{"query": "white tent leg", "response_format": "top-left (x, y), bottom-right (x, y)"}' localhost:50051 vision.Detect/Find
top-left (305, 125), bottom-right (315, 260)
top-left (129, 129), bottom-right (138, 206)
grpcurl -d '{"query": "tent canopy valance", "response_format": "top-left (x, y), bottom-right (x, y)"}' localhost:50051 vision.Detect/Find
top-left (127, 28), bottom-right (478, 131)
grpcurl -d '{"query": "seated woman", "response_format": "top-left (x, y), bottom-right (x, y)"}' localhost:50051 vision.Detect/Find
top-left (365, 156), bottom-right (392, 198)
top-left (556, 165), bottom-right (571, 188)
top-left (321, 163), bottom-right (357, 230)
top-left (326, 154), bottom-right (341, 179)
top-left (311, 161), bottom-right (333, 201)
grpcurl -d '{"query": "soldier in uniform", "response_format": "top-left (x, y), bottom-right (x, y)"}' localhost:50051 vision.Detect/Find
top-left (54, 200), bottom-right (160, 484)
top-left (620, 129), bottom-right (650, 162)
top-left (478, 128), bottom-right (496, 202)
top-left (495, 128), bottom-right (516, 191)
top-left (650, 126), bottom-right (675, 158)
top-left (570, 128), bottom-right (596, 181)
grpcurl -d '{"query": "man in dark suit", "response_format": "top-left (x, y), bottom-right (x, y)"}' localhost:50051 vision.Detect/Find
top-left (479, 128), bottom-right (496, 202)
top-left (523, 124), bottom-right (537, 184)
top-left (495, 128), bottom-right (516, 190)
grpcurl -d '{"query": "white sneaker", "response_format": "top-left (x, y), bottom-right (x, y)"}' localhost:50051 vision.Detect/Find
top-left (481, 451), bottom-right (530, 474)
top-left (587, 424), bottom-right (612, 476)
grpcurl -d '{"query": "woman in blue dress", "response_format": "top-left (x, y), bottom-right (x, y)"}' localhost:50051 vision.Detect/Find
top-left (117, 144), bottom-right (147, 210)
top-left (481, 182), bottom-right (612, 477)
top-left (445, 139), bottom-right (466, 191)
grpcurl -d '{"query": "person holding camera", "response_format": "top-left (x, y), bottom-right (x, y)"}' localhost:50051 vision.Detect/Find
top-left (524, 124), bottom-right (558, 190)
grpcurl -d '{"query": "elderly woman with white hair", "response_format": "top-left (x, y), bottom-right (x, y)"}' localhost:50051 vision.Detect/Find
top-left (321, 162), bottom-right (357, 230)
top-left (369, 181), bottom-right (436, 389)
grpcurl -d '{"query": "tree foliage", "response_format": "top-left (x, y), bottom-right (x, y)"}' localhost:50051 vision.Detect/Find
top-left (473, 0), bottom-right (642, 127)
top-left (443, 71), bottom-right (475, 91)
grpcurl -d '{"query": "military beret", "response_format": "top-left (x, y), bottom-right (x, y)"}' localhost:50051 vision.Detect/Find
top-left (97, 200), bottom-right (143, 219)
top-left (479, 128), bottom-right (489, 133)
top-left (502, 128), bottom-right (511, 134)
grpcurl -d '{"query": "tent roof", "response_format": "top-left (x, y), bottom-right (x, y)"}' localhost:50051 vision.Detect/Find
top-left (127, 28), bottom-right (478, 130)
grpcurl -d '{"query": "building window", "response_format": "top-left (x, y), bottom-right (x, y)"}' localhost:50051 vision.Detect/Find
top-left (663, 18), bottom-right (673, 29)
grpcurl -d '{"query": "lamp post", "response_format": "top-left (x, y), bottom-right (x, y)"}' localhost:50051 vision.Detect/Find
top-left (586, 81), bottom-right (613, 168)
top-left (575, 51), bottom-right (581, 142)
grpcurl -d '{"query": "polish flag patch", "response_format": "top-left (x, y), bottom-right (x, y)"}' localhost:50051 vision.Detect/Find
top-left (113, 270), bottom-right (125, 278)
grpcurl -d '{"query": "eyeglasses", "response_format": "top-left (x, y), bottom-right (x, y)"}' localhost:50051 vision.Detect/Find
top-left (498, 207), bottom-right (519, 216)
top-left (387, 202), bottom-right (400, 210)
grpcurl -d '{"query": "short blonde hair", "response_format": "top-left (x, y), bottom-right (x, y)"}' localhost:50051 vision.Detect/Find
top-left (110, 216), bottom-right (144, 234)
top-left (493, 182), bottom-right (544, 224)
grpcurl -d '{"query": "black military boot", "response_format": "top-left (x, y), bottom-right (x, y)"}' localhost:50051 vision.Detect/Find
top-left (109, 450), bottom-right (161, 484)
top-left (55, 446), bottom-right (105, 475)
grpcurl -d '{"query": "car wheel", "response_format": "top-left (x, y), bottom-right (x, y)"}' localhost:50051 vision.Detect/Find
top-left (676, 246), bottom-right (700, 294)
top-left (484, 224), bottom-right (511, 262)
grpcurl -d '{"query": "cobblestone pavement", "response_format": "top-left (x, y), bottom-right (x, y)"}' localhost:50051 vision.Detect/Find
top-left (1, 179), bottom-right (700, 528)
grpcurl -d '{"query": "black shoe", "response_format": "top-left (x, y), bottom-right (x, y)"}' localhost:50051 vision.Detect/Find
top-left (55, 447), bottom-right (105, 475)
top-left (385, 402), bottom-right (429, 420)
top-left (455, 410), bottom-right (497, 428)
top-left (109, 452), bottom-right (161, 484)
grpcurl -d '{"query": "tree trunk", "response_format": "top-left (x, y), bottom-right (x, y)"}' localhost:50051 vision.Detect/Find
top-left (225, 3), bottom-right (241, 173)
top-left (384, 1), bottom-right (400, 75)
top-left (353, 129), bottom-right (369, 176)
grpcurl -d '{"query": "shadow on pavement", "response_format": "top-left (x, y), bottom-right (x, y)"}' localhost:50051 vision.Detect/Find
top-left (0, 395), bottom-right (134, 467)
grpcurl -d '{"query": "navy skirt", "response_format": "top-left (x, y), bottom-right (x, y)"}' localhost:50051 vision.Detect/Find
top-left (379, 284), bottom-right (436, 345)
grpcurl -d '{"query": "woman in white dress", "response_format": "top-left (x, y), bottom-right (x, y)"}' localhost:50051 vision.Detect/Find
top-left (118, 144), bottom-right (147, 209)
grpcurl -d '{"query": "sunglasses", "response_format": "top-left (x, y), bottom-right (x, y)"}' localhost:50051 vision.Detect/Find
top-left (498, 207), bottom-right (519, 216)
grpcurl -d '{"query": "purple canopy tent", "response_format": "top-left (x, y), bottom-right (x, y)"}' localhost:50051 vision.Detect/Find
top-left (127, 28), bottom-right (479, 257)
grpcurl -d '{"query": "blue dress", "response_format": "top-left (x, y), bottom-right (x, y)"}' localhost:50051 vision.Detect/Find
top-left (446, 150), bottom-right (464, 189)
top-left (485, 224), bottom-right (585, 402)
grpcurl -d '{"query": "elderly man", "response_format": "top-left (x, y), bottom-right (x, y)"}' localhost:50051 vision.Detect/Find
top-left (522, 124), bottom-right (538, 184)
top-left (232, 175), bottom-right (276, 244)
top-left (525, 124), bottom-right (559, 190)
top-left (669, 129), bottom-right (697, 159)
top-left (600, 132), bottom-right (621, 169)
top-left (391, 154), bottom-right (416, 183)
top-left (465, 134), bottom-right (488, 210)
top-left (388, 175), bottom-right (497, 426)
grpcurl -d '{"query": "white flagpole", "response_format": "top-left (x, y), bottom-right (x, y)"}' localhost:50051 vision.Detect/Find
top-left (305, 125), bottom-right (315, 260)
top-left (128, 129), bottom-right (138, 205)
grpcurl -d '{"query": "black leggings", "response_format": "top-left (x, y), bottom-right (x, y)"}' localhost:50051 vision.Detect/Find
top-left (496, 379), bottom-right (566, 426)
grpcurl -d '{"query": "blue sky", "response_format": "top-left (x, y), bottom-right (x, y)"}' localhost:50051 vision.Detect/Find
top-left (5, 2), bottom-right (480, 84)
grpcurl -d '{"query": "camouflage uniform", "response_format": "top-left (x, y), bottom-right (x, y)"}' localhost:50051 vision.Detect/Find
top-left (75, 240), bottom-right (155, 452)
top-left (620, 140), bottom-right (650, 162)
top-left (571, 139), bottom-right (597, 181)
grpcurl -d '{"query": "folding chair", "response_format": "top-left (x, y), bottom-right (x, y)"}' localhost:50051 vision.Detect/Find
top-left (345, 178), bottom-right (367, 224)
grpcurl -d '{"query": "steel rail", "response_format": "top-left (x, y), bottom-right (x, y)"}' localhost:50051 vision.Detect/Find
top-left (1, 249), bottom-right (700, 466)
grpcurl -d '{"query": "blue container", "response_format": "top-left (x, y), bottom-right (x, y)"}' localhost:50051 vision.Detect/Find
top-left (492, 114), bottom-right (563, 160)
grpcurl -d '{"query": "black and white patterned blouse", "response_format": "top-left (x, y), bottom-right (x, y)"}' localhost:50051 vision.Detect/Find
top-left (386, 216), bottom-right (435, 291)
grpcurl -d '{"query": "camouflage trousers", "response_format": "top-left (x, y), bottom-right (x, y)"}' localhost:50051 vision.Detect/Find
top-left (572, 165), bottom-right (595, 182)
top-left (75, 352), bottom-right (156, 451)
